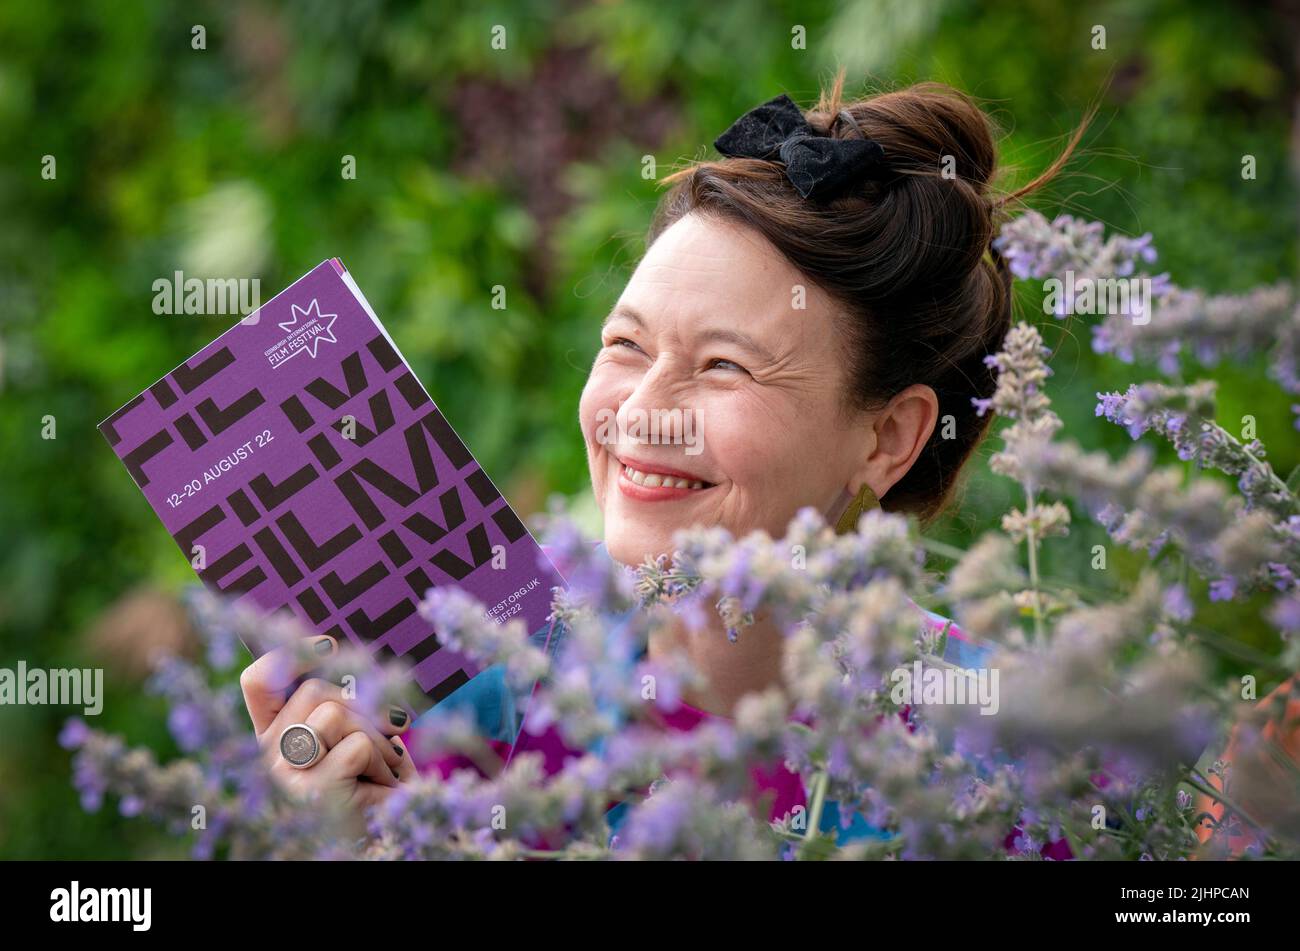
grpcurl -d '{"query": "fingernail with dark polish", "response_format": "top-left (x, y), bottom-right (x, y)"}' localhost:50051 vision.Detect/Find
top-left (392, 743), bottom-right (404, 757)
top-left (314, 637), bottom-right (334, 655)
top-left (389, 707), bottom-right (408, 727)
top-left (391, 767), bottom-right (401, 780)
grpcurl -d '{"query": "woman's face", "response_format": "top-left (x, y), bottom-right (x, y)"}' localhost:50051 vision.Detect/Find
top-left (579, 212), bottom-right (880, 566)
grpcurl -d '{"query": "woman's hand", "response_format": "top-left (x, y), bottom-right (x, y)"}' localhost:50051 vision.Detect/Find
top-left (240, 634), bottom-right (418, 816)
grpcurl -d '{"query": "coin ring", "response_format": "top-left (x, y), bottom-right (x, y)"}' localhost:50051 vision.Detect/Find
top-left (279, 723), bottom-right (326, 769)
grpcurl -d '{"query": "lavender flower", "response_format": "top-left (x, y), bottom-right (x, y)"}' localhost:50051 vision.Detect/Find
top-left (994, 211), bottom-right (1160, 286)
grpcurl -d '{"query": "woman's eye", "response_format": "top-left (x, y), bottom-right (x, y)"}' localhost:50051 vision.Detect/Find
top-left (604, 337), bottom-right (643, 353)
top-left (706, 357), bottom-right (748, 374)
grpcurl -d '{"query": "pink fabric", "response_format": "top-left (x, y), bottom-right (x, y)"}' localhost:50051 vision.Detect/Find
top-left (403, 738), bottom-right (514, 780)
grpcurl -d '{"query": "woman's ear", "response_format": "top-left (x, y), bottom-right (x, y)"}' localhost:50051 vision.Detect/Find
top-left (855, 384), bottom-right (939, 498)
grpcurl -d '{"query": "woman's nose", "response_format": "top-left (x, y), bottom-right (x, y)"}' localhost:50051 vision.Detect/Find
top-left (616, 359), bottom-right (694, 448)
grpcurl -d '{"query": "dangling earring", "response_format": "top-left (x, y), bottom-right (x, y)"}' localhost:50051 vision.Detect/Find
top-left (834, 483), bottom-right (879, 535)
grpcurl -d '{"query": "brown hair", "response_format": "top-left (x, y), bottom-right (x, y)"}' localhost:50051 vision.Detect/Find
top-left (648, 75), bottom-right (1085, 522)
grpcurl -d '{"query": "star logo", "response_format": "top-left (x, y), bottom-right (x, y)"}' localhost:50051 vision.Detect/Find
top-left (274, 298), bottom-right (339, 363)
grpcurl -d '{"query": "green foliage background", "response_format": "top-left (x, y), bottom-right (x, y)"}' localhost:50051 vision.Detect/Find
top-left (0, 0), bottom-right (1295, 858)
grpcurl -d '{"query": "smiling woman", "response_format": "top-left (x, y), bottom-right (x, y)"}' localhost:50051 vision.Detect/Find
top-left (581, 76), bottom-right (1084, 570)
top-left (238, 73), bottom-right (1082, 824)
top-left (582, 213), bottom-right (922, 567)
top-left (565, 75), bottom-right (1070, 720)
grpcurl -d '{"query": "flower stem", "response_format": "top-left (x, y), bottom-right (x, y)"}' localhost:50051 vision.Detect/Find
top-left (798, 769), bottom-right (830, 858)
top-left (1181, 768), bottom-right (1275, 846)
top-left (1023, 489), bottom-right (1046, 643)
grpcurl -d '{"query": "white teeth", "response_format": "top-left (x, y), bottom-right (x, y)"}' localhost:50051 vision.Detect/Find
top-left (621, 464), bottom-right (709, 490)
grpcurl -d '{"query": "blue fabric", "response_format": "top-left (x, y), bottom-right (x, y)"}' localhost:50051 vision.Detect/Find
top-left (421, 663), bottom-right (517, 743)
top-left (413, 618), bottom-right (562, 741)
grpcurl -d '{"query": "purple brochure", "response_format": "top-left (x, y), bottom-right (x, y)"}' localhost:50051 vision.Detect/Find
top-left (99, 259), bottom-right (564, 708)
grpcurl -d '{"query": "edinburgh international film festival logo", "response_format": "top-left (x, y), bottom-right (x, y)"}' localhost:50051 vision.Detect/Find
top-left (264, 298), bottom-right (340, 369)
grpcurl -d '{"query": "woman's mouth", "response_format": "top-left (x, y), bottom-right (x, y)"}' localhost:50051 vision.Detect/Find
top-left (615, 456), bottom-right (716, 502)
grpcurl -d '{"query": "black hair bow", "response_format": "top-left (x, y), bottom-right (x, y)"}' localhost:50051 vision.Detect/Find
top-left (713, 93), bottom-right (887, 201)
